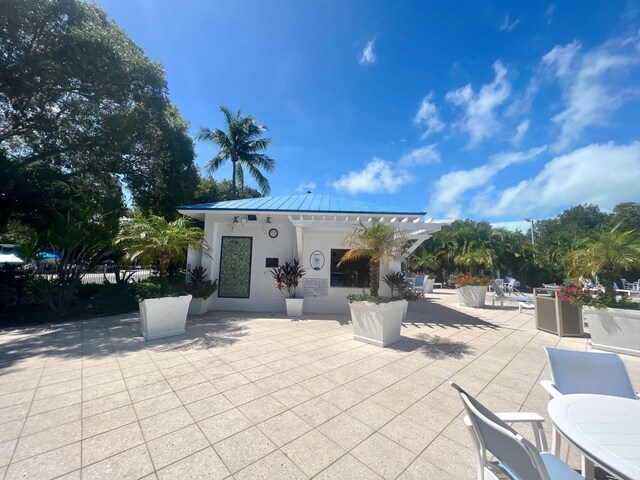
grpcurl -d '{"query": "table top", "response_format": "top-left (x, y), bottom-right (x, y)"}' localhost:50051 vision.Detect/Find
top-left (548, 394), bottom-right (640, 480)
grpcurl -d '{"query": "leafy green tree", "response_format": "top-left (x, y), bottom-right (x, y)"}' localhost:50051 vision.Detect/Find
top-left (611, 203), bottom-right (640, 232)
top-left (341, 219), bottom-right (407, 297)
top-left (0, 0), bottom-right (198, 225)
top-left (196, 106), bottom-right (275, 199)
top-left (566, 225), bottom-right (640, 295)
top-left (117, 213), bottom-right (209, 276)
top-left (191, 176), bottom-right (262, 204)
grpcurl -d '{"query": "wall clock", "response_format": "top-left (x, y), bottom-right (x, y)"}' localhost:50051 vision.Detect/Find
top-left (268, 228), bottom-right (279, 238)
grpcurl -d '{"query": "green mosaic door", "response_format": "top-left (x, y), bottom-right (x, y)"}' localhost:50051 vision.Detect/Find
top-left (218, 236), bottom-right (253, 298)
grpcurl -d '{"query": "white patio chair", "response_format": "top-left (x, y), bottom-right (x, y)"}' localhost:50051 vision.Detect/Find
top-left (490, 280), bottom-right (533, 308)
top-left (450, 381), bottom-right (581, 480)
top-left (411, 275), bottom-right (428, 296)
top-left (540, 347), bottom-right (639, 478)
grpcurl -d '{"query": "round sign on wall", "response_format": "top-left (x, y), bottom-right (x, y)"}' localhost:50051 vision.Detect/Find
top-left (310, 250), bottom-right (325, 270)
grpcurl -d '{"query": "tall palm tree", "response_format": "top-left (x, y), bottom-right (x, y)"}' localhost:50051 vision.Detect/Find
top-left (196, 106), bottom-right (276, 199)
top-left (117, 213), bottom-right (209, 276)
top-left (340, 219), bottom-right (408, 297)
top-left (566, 225), bottom-right (640, 294)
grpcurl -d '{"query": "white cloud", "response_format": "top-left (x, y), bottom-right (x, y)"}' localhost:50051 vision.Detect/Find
top-left (473, 142), bottom-right (640, 217)
top-left (445, 60), bottom-right (512, 146)
top-left (295, 182), bottom-right (317, 193)
top-left (512, 119), bottom-right (530, 144)
top-left (542, 33), bottom-right (640, 151)
top-left (331, 158), bottom-right (413, 195)
top-left (500, 15), bottom-right (520, 32)
top-left (399, 144), bottom-right (441, 166)
top-left (429, 146), bottom-right (547, 218)
top-left (359, 38), bottom-right (377, 65)
top-left (413, 92), bottom-right (445, 139)
top-left (491, 220), bottom-right (531, 232)
top-left (544, 4), bottom-right (556, 24)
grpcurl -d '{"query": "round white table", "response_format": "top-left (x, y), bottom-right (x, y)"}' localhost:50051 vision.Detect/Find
top-left (548, 394), bottom-right (640, 480)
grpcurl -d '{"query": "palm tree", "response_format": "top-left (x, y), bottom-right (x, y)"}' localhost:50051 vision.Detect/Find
top-left (410, 250), bottom-right (439, 274)
top-left (117, 213), bottom-right (209, 276)
top-left (566, 225), bottom-right (640, 295)
top-left (196, 106), bottom-right (276, 199)
top-left (340, 219), bottom-right (408, 297)
top-left (454, 241), bottom-right (496, 275)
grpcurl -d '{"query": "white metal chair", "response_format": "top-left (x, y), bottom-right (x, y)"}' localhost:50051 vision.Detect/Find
top-left (491, 281), bottom-right (534, 308)
top-left (540, 347), bottom-right (639, 478)
top-left (411, 274), bottom-right (428, 296)
top-left (450, 381), bottom-right (581, 480)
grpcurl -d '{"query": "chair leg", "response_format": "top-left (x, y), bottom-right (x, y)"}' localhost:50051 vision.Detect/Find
top-left (552, 425), bottom-right (561, 456)
top-left (581, 456), bottom-right (595, 480)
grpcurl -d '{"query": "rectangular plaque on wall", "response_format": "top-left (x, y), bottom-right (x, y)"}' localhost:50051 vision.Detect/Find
top-left (303, 278), bottom-right (328, 296)
top-left (265, 258), bottom-right (278, 268)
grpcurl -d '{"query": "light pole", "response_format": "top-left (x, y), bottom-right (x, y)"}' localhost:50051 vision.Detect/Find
top-left (524, 218), bottom-right (535, 245)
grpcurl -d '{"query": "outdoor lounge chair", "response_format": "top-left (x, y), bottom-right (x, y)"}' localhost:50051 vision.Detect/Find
top-left (490, 280), bottom-right (533, 307)
top-left (540, 347), bottom-right (639, 478)
top-left (450, 381), bottom-right (581, 480)
top-left (411, 275), bottom-right (428, 295)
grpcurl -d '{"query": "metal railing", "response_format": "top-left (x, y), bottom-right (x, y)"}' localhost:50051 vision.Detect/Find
top-left (31, 264), bottom-right (157, 285)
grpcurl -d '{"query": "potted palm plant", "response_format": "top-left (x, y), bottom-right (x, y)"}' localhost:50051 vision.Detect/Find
top-left (185, 266), bottom-right (217, 315)
top-left (383, 271), bottom-right (410, 319)
top-left (117, 213), bottom-right (209, 340)
top-left (454, 273), bottom-right (491, 308)
top-left (270, 259), bottom-right (306, 317)
top-left (342, 219), bottom-right (408, 347)
top-left (565, 225), bottom-right (640, 355)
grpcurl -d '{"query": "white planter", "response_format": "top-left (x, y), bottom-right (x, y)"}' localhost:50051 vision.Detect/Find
top-left (402, 300), bottom-right (408, 320)
top-left (348, 300), bottom-right (407, 347)
top-left (285, 298), bottom-right (304, 317)
top-left (189, 296), bottom-right (211, 315)
top-left (457, 286), bottom-right (488, 308)
top-left (425, 278), bottom-right (435, 293)
top-left (583, 306), bottom-right (640, 356)
top-left (139, 295), bottom-right (192, 341)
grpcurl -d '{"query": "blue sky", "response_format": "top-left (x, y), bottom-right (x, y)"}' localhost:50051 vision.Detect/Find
top-left (98, 0), bottom-right (640, 229)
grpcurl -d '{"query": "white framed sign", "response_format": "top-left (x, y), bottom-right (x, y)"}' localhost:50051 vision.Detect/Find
top-left (309, 250), bottom-right (325, 271)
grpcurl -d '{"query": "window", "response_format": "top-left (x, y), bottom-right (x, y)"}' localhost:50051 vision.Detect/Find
top-left (330, 249), bottom-right (370, 288)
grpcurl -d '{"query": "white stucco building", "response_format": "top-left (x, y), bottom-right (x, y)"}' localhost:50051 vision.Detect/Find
top-left (178, 193), bottom-right (446, 314)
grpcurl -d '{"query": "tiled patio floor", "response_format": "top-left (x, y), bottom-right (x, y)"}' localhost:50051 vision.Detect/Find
top-left (1, 290), bottom-right (639, 479)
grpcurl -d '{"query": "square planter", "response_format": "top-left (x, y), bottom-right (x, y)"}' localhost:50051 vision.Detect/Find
top-left (285, 298), bottom-right (304, 317)
top-left (457, 286), bottom-right (488, 308)
top-left (348, 300), bottom-right (406, 347)
top-left (189, 296), bottom-right (211, 315)
top-left (425, 278), bottom-right (435, 293)
top-left (534, 291), bottom-right (583, 337)
top-left (583, 306), bottom-right (640, 356)
top-left (139, 295), bottom-right (192, 341)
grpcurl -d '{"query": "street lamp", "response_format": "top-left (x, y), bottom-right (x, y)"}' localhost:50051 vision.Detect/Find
top-left (524, 218), bottom-right (535, 245)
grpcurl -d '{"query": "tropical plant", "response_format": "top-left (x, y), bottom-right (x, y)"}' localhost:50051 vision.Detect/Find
top-left (270, 259), bottom-right (306, 298)
top-left (185, 266), bottom-right (217, 299)
top-left (117, 213), bottom-right (209, 276)
top-left (196, 106), bottom-right (276, 198)
top-left (341, 219), bottom-right (408, 297)
top-left (453, 273), bottom-right (492, 288)
top-left (566, 225), bottom-right (640, 296)
top-left (382, 272), bottom-right (408, 299)
top-left (409, 250), bottom-right (439, 274)
top-left (454, 241), bottom-right (496, 275)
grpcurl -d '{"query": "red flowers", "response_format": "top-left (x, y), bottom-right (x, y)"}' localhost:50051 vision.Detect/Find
top-left (556, 285), bottom-right (593, 306)
top-left (453, 273), bottom-right (492, 287)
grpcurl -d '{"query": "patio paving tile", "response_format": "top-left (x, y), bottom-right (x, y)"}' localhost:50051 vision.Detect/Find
top-left (281, 429), bottom-right (345, 477)
top-left (147, 424), bottom-right (209, 470)
top-left (351, 432), bottom-right (415, 479)
top-left (1, 289), bottom-right (639, 478)
top-left (234, 450), bottom-right (306, 480)
top-left (4, 442), bottom-right (80, 480)
top-left (82, 422), bottom-right (144, 466)
top-left (213, 426), bottom-right (276, 473)
top-left (81, 444), bottom-right (154, 480)
top-left (317, 411), bottom-right (374, 450)
top-left (315, 453), bottom-right (384, 479)
top-left (156, 447), bottom-right (229, 480)
top-left (199, 407), bottom-right (253, 444)
top-left (13, 420), bottom-right (81, 462)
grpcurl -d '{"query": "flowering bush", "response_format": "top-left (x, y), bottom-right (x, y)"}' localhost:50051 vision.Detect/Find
top-left (453, 273), bottom-right (491, 288)
top-left (556, 284), bottom-right (593, 306)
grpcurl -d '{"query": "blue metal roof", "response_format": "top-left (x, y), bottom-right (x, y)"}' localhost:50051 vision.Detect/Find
top-left (177, 194), bottom-right (426, 216)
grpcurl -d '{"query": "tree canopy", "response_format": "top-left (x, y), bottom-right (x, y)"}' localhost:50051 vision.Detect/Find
top-left (0, 0), bottom-right (198, 225)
